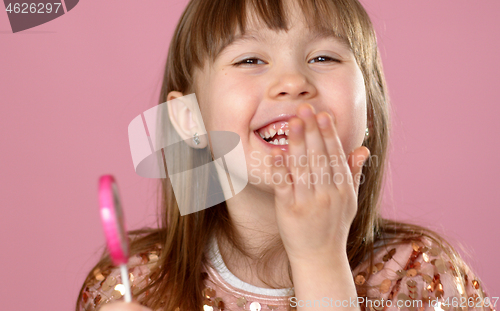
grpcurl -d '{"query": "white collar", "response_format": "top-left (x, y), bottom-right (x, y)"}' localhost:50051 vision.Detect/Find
top-left (206, 235), bottom-right (294, 297)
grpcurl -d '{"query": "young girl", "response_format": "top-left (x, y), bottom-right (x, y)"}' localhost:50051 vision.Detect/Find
top-left (77, 0), bottom-right (495, 310)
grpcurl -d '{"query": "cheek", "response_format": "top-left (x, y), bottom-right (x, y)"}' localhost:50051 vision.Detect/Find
top-left (202, 77), bottom-right (259, 133)
top-left (332, 70), bottom-right (367, 154)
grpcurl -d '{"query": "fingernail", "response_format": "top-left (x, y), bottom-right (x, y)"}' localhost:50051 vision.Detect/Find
top-left (298, 105), bottom-right (313, 118)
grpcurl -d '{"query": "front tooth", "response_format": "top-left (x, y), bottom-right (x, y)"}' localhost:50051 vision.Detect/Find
top-left (269, 128), bottom-right (277, 137)
top-left (273, 138), bottom-right (279, 145)
top-left (279, 138), bottom-right (286, 145)
top-left (265, 132), bottom-right (271, 139)
top-left (259, 132), bottom-right (265, 138)
top-left (278, 129), bottom-right (284, 135)
top-left (285, 130), bottom-right (289, 136)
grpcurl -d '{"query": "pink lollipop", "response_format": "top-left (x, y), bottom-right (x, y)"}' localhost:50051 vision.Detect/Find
top-left (98, 175), bottom-right (132, 302)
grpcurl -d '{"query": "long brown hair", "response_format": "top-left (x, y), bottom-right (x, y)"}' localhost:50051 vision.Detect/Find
top-left (77, 0), bottom-right (486, 310)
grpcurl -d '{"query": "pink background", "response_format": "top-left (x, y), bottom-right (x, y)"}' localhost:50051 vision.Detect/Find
top-left (0, 1), bottom-right (498, 309)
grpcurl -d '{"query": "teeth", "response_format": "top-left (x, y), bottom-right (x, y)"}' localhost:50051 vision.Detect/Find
top-left (259, 132), bottom-right (265, 139)
top-left (265, 132), bottom-right (271, 139)
top-left (285, 130), bottom-right (289, 136)
top-left (269, 128), bottom-right (277, 138)
top-left (279, 138), bottom-right (286, 145)
top-left (273, 138), bottom-right (278, 145)
top-left (277, 128), bottom-right (284, 135)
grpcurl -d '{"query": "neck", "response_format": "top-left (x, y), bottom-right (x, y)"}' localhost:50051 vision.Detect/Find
top-left (216, 184), bottom-right (293, 289)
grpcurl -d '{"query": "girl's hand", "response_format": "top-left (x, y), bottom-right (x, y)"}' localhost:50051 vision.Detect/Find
top-left (100, 302), bottom-right (152, 311)
top-left (271, 103), bottom-right (370, 266)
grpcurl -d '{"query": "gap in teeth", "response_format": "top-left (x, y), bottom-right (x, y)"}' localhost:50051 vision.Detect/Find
top-left (257, 121), bottom-right (289, 142)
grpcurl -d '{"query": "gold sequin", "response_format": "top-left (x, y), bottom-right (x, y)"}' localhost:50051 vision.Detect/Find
top-left (382, 248), bottom-right (396, 262)
top-left (422, 289), bottom-right (429, 299)
top-left (250, 302), bottom-right (262, 311)
top-left (429, 247), bottom-right (441, 256)
top-left (407, 280), bottom-right (417, 288)
top-left (355, 272), bottom-right (366, 285)
top-left (406, 269), bottom-right (417, 277)
top-left (397, 293), bottom-right (410, 305)
top-left (203, 287), bottom-right (216, 299)
top-left (422, 274), bottom-right (433, 283)
top-left (427, 283), bottom-right (434, 292)
top-left (133, 285), bottom-right (142, 295)
top-left (203, 298), bottom-right (214, 307)
top-left (214, 297), bottom-right (224, 309)
top-left (409, 291), bottom-right (417, 300)
top-left (111, 289), bottom-right (123, 299)
top-left (396, 269), bottom-right (406, 278)
top-left (423, 253), bottom-right (430, 262)
top-left (101, 276), bottom-right (117, 291)
top-left (472, 280), bottom-right (480, 289)
top-left (203, 305), bottom-right (214, 311)
top-left (380, 279), bottom-right (391, 293)
top-left (375, 263), bottom-right (384, 271)
top-left (435, 283), bottom-right (444, 298)
top-left (237, 297), bottom-right (247, 308)
top-left (434, 259), bottom-right (446, 274)
top-left (114, 284), bottom-right (126, 295)
top-left (149, 253), bottom-right (159, 262)
top-left (412, 242), bottom-right (420, 252)
top-left (93, 268), bottom-right (102, 276)
top-left (82, 291), bottom-right (89, 304)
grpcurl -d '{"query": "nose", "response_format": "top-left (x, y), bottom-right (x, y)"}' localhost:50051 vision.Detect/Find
top-left (268, 67), bottom-right (317, 101)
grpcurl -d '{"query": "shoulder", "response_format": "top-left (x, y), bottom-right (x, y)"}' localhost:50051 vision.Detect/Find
top-left (352, 235), bottom-right (495, 311)
top-left (77, 245), bottom-right (162, 311)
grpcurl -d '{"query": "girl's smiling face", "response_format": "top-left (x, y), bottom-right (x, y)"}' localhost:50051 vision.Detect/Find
top-left (189, 1), bottom-right (367, 192)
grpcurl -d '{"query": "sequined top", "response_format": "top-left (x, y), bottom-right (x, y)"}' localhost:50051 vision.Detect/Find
top-left (77, 235), bottom-right (496, 311)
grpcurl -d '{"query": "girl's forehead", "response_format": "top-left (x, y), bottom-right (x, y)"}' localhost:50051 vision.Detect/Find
top-left (234, 2), bottom-right (346, 44)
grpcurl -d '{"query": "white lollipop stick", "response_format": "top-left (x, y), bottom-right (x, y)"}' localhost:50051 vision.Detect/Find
top-left (120, 264), bottom-right (132, 302)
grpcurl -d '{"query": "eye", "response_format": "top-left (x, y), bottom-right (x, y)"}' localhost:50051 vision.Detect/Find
top-left (233, 58), bottom-right (266, 66)
top-left (309, 56), bottom-right (341, 64)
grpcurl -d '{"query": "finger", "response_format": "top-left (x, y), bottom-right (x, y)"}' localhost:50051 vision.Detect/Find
top-left (270, 148), bottom-right (294, 209)
top-left (100, 302), bottom-right (152, 311)
top-left (287, 117), bottom-right (311, 204)
top-left (296, 104), bottom-right (333, 193)
top-left (347, 146), bottom-right (370, 197)
top-left (316, 111), bottom-right (350, 189)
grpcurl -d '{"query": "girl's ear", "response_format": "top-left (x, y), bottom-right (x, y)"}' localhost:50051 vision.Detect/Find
top-left (166, 91), bottom-right (208, 149)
